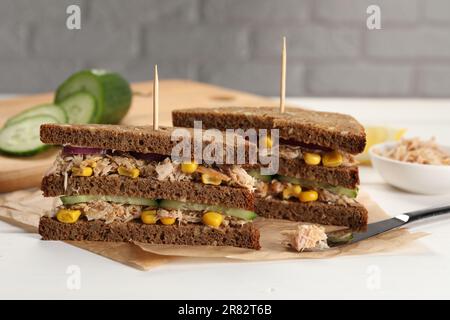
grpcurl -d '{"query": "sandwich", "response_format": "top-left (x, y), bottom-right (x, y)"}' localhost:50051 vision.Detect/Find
top-left (38, 123), bottom-right (261, 249)
top-left (172, 106), bottom-right (368, 230)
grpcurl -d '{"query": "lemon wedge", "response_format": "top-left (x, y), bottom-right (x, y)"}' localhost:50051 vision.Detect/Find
top-left (357, 126), bottom-right (407, 165)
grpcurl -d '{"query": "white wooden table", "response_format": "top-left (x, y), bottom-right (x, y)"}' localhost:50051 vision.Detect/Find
top-left (1, 97), bottom-right (450, 299)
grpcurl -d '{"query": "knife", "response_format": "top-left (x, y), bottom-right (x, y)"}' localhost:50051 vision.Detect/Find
top-left (327, 204), bottom-right (450, 247)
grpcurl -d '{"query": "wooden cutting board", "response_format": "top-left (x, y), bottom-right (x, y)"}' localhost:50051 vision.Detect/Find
top-left (0, 80), bottom-right (276, 192)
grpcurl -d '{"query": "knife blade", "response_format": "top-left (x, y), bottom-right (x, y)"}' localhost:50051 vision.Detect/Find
top-left (327, 204), bottom-right (450, 248)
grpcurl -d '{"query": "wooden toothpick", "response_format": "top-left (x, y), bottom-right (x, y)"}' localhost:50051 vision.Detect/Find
top-left (153, 64), bottom-right (159, 130)
top-left (280, 36), bottom-right (286, 113)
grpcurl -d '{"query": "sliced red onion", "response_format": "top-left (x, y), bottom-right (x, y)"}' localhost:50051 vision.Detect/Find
top-left (62, 145), bottom-right (106, 155)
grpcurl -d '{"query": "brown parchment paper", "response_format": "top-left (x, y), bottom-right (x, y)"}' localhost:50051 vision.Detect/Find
top-left (0, 189), bottom-right (428, 270)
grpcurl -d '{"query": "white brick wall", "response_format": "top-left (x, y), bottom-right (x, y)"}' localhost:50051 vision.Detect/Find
top-left (366, 27), bottom-right (450, 59)
top-left (418, 65), bottom-right (450, 97)
top-left (253, 26), bottom-right (360, 59)
top-left (307, 63), bottom-right (414, 96)
top-left (423, 0), bottom-right (450, 23)
top-left (315, 0), bottom-right (419, 24)
top-left (0, 0), bottom-right (449, 97)
top-left (203, 0), bottom-right (311, 24)
top-left (32, 23), bottom-right (140, 59)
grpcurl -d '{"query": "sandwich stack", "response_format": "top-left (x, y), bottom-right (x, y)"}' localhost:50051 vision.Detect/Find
top-left (38, 123), bottom-right (261, 249)
top-left (173, 106), bottom-right (368, 230)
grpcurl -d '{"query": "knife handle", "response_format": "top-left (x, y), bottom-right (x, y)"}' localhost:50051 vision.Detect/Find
top-left (402, 205), bottom-right (450, 223)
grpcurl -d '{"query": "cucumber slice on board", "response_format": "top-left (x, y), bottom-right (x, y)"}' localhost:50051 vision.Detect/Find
top-left (55, 69), bottom-right (132, 124)
top-left (159, 199), bottom-right (257, 220)
top-left (5, 104), bottom-right (67, 127)
top-left (58, 92), bottom-right (97, 124)
top-left (61, 195), bottom-right (158, 207)
top-left (0, 115), bottom-right (59, 156)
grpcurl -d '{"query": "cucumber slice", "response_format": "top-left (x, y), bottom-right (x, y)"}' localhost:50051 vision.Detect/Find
top-left (5, 104), bottom-right (67, 127)
top-left (277, 175), bottom-right (358, 198)
top-left (0, 115), bottom-right (59, 156)
top-left (61, 195), bottom-right (97, 204)
top-left (246, 169), bottom-right (273, 182)
top-left (55, 69), bottom-right (132, 124)
top-left (222, 208), bottom-right (257, 220)
top-left (61, 195), bottom-right (157, 207)
top-left (277, 175), bottom-right (309, 186)
top-left (326, 186), bottom-right (359, 198)
top-left (159, 199), bottom-right (257, 220)
top-left (159, 199), bottom-right (206, 211)
top-left (58, 92), bottom-right (97, 124)
top-left (327, 230), bottom-right (353, 245)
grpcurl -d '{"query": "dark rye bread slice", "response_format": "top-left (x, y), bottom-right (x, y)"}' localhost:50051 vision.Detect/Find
top-left (172, 106), bottom-right (366, 154)
top-left (40, 123), bottom-right (252, 160)
top-left (42, 174), bottom-right (254, 211)
top-left (39, 217), bottom-right (261, 250)
top-left (246, 157), bottom-right (359, 188)
top-left (255, 197), bottom-right (368, 230)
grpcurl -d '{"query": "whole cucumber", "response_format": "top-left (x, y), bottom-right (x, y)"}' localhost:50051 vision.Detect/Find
top-left (55, 69), bottom-right (132, 124)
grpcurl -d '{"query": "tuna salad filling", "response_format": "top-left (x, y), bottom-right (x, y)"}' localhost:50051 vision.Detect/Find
top-left (278, 145), bottom-right (356, 167)
top-left (50, 195), bottom-right (257, 228)
top-left (45, 147), bottom-right (255, 190)
top-left (248, 171), bottom-right (358, 206)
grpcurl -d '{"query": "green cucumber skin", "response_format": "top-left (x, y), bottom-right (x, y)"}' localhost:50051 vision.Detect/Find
top-left (59, 92), bottom-right (97, 124)
top-left (61, 195), bottom-right (158, 207)
top-left (246, 169), bottom-right (273, 182)
top-left (55, 70), bottom-right (132, 124)
top-left (0, 115), bottom-right (59, 157)
top-left (327, 231), bottom-right (353, 244)
top-left (61, 197), bottom-right (257, 220)
top-left (99, 72), bottom-right (132, 124)
top-left (223, 208), bottom-right (257, 220)
top-left (0, 144), bottom-right (50, 157)
top-left (5, 104), bottom-right (68, 127)
top-left (159, 199), bottom-right (257, 220)
top-left (159, 199), bottom-right (205, 211)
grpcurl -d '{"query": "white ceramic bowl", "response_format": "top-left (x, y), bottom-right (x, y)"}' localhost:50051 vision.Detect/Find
top-left (369, 141), bottom-right (450, 195)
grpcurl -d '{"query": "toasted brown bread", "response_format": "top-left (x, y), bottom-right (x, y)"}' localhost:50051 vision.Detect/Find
top-left (40, 123), bottom-right (252, 159)
top-left (255, 197), bottom-right (368, 230)
top-left (41, 174), bottom-right (254, 211)
top-left (172, 106), bottom-right (366, 154)
top-left (39, 217), bottom-right (261, 250)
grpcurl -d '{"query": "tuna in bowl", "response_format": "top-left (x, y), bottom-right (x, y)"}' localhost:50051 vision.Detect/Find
top-left (369, 138), bottom-right (450, 194)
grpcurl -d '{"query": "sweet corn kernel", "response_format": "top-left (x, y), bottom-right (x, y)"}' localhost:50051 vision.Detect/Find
top-left (71, 166), bottom-right (93, 177)
top-left (304, 152), bottom-right (321, 166)
top-left (201, 173), bottom-right (222, 185)
top-left (299, 190), bottom-right (319, 203)
top-left (181, 162), bottom-right (198, 174)
top-left (118, 166), bottom-right (140, 178)
top-left (160, 217), bottom-right (176, 225)
top-left (85, 159), bottom-right (97, 168)
top-left (282, 185), bottom-right (302, 200)
top-left (322, 151), bottom-right (343, 167)
top-left (56, 209), bottom-right (81, 224)
top-left (202, 211), bottom-right (224, 228)
top-left (291, 185), bottom-right (302, 195)
top-left (141, 210), bottom-right (157, 224)
top-left (262, 135), bottom-right (273, 148)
